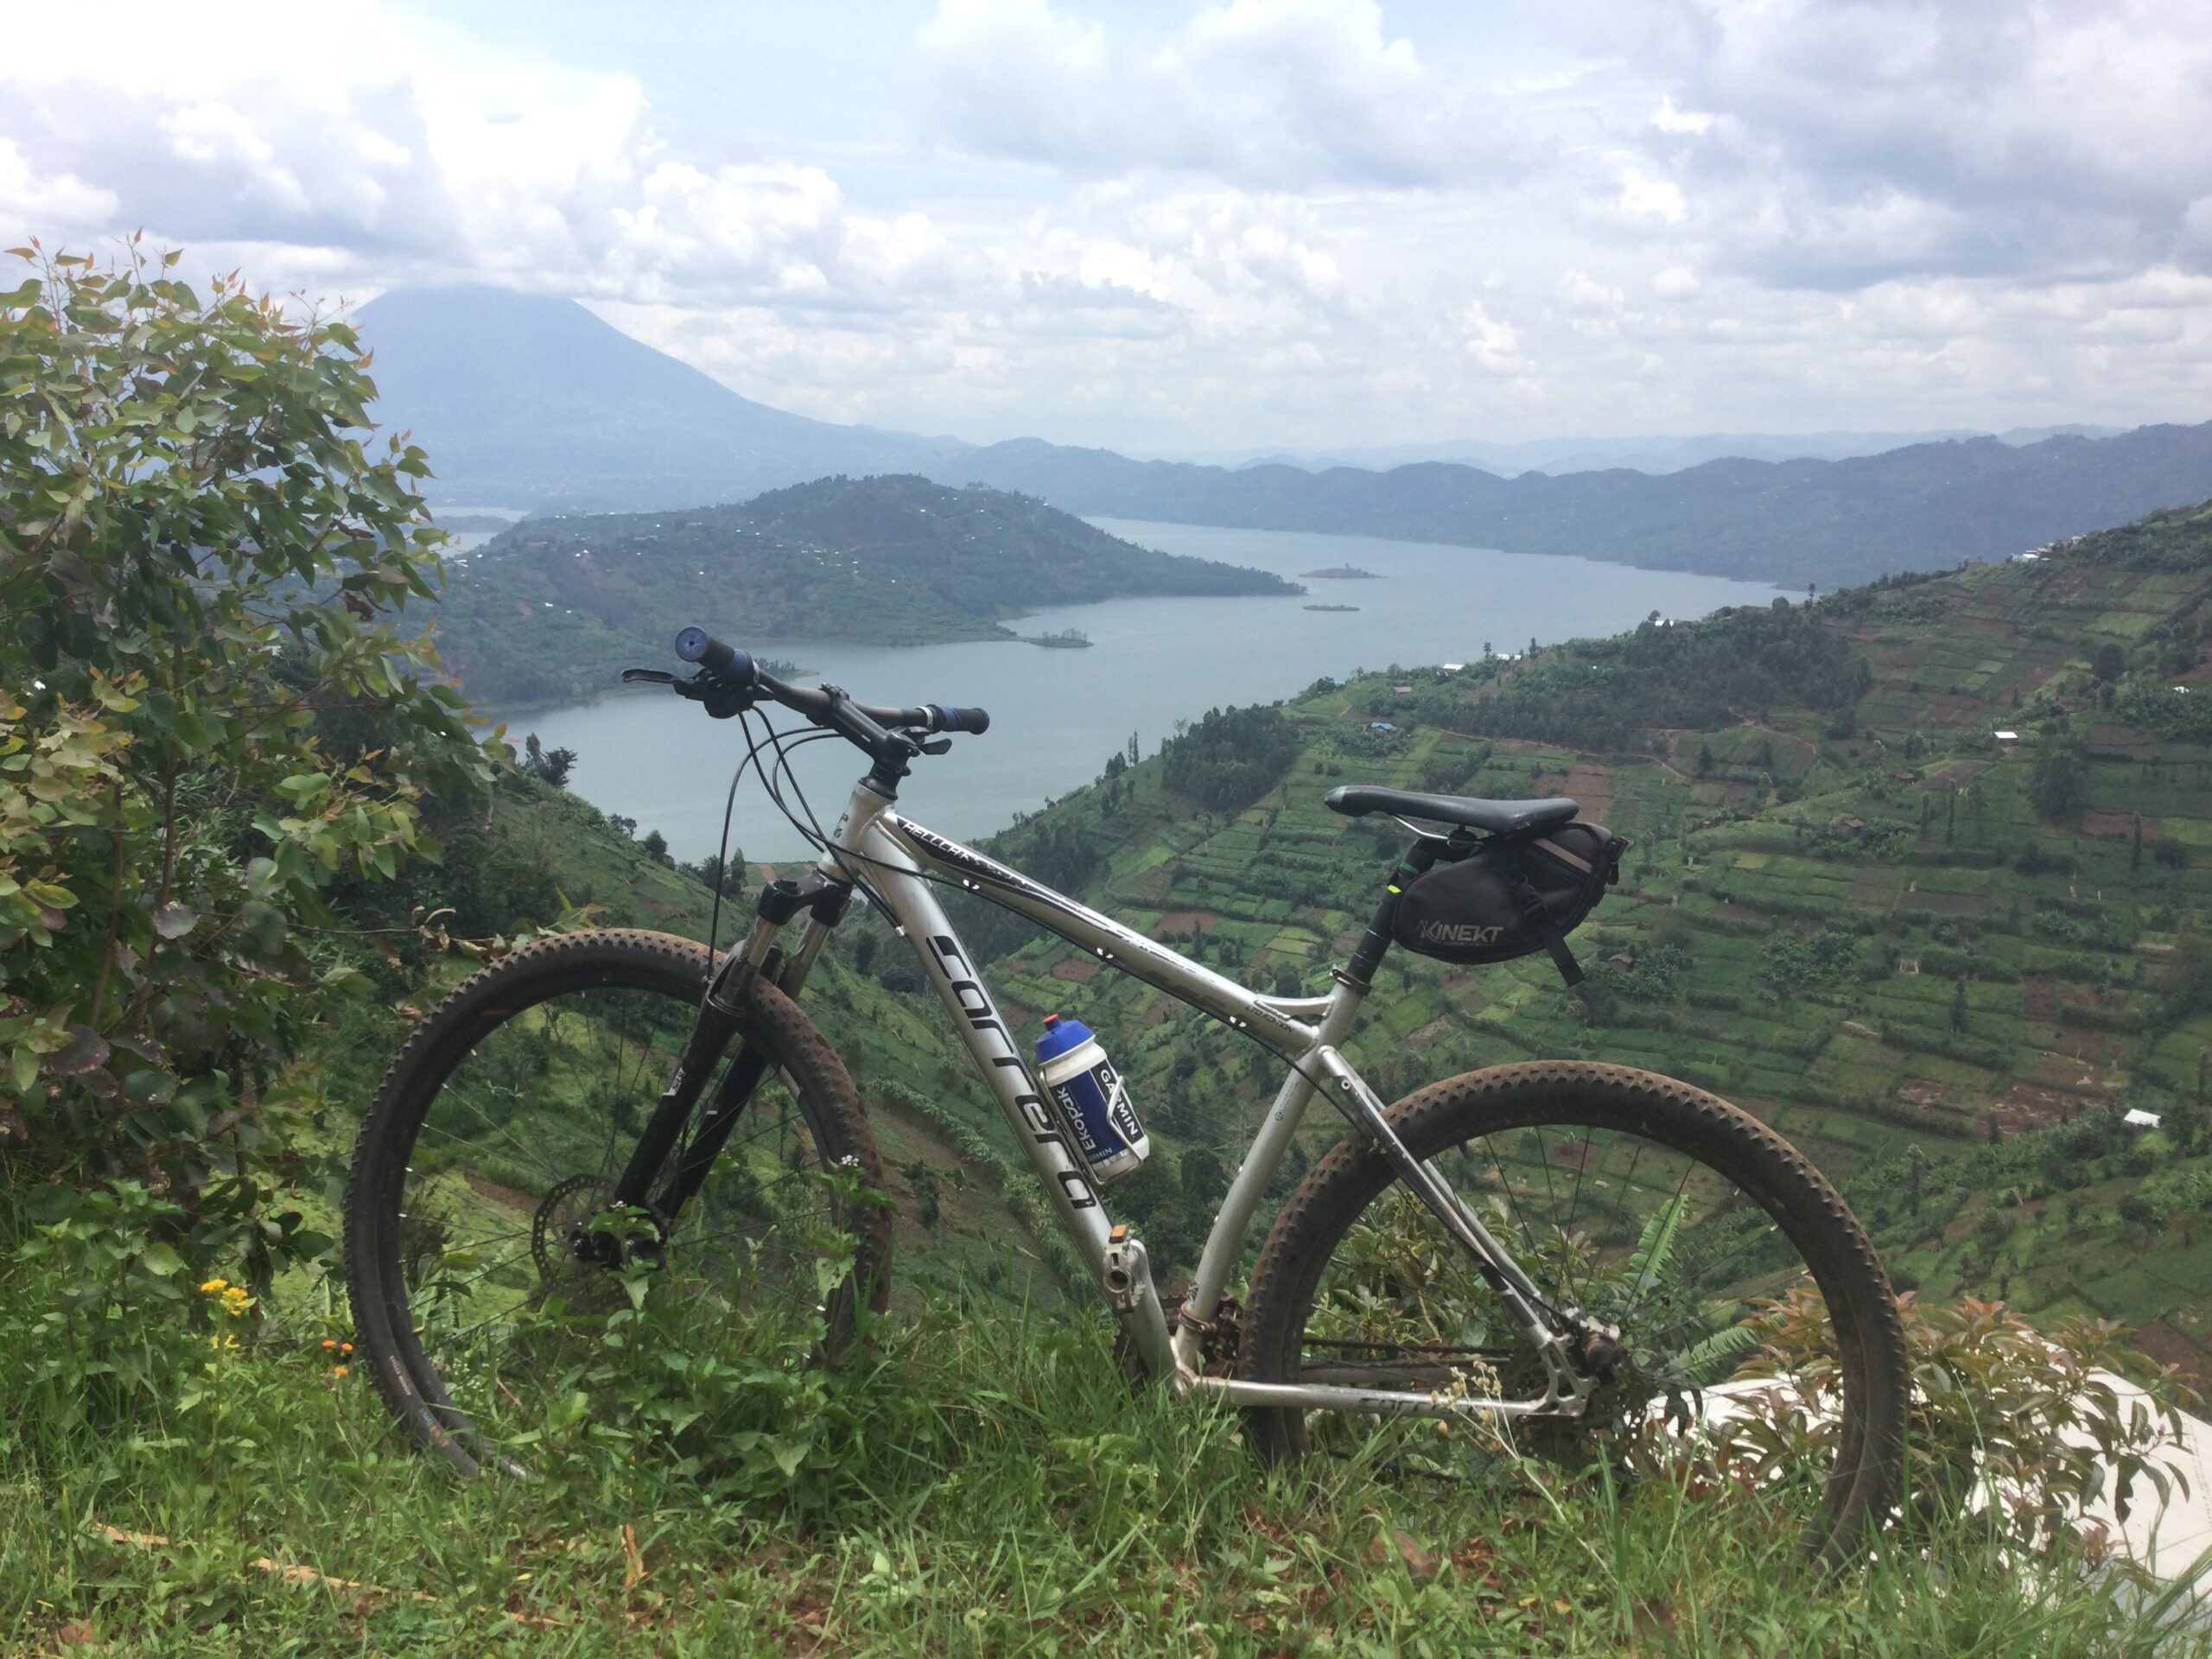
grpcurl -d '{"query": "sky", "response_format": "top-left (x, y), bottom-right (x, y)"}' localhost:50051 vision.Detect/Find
top-left (5, 0), bottom-right (2211, 454)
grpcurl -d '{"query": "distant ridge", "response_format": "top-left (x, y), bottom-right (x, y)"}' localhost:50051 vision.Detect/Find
top-left (359, 286), bottom-right (2212, 588)
top-left (355, 286), bottom-right (969, 512)
top-left (935, 424), bottom-right (2212, 588)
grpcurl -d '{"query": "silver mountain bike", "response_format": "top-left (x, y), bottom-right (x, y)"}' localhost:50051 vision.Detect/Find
top-left (345, 628), bottom-right (1909, 1569)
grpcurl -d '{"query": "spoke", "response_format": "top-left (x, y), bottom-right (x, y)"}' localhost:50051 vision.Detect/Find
top-left (1560, 1135), bottom-right (1591, 1306)
top-left (1480, 1131), bottom-right (1545, 1282)
top-left (421, 1083), bottom-right (567, 1186)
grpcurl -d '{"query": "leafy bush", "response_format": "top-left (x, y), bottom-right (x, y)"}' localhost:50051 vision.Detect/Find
top-left (0, 245), bottom-right (492, 1274)
top-left (1723, 1291), bottom-right (2196, 1550)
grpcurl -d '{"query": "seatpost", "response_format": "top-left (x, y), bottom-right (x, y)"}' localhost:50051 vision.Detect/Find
top-left (1343, 834), bottom-right (1449, 987)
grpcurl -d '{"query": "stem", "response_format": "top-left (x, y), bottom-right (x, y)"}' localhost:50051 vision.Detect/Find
top-left (156, 757), bottom-right (179, 905)
top-left (87, 776), bottom-right (127, 1027)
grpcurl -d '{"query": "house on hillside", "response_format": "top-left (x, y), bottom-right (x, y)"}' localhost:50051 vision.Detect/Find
top-left (1367, 721), bottom-right (1396, 733)
top-left (1993, 730), bottom-right (2020, 747)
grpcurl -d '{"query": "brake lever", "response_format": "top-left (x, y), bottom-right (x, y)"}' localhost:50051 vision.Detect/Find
top-left (918, 737), bottom-right (953, 756)
top-left (626, 666), bottom-right (749, 718)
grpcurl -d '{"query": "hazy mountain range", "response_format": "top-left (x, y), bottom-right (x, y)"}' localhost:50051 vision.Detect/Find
top-left (1205, 427), bottom-right (2126, 477)
top-left (358, 286), bottom-right (2212, 588)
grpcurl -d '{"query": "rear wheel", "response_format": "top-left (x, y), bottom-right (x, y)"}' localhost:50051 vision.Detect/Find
top-left (344, 928), bottom-right (890, 1474)
top-left (1240, 1061), bottom-right (1907, 1572)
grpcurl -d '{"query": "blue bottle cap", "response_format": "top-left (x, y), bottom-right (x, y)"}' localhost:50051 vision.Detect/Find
top-left (1034, 1012), bottom-right (1093, 1062)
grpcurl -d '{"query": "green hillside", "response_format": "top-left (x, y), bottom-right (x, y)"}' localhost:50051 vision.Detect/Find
top-left (430, 474), bottom-right (1300, 706)
top-left (847, 501), bottom-right (2212, 1379)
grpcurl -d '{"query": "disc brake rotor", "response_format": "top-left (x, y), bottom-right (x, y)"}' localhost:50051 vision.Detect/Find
top-left (530, 1173), bottom-right (613, 1281)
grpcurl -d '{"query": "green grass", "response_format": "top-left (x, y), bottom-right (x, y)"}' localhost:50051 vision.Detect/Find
top-left (5, 1288), bottom-right (2205, 1657)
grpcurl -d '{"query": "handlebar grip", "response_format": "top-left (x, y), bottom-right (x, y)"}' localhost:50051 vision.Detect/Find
top-left (675, 626), bottom-right (755, 686)
top-left (931, 704), bottom-right (991, 735)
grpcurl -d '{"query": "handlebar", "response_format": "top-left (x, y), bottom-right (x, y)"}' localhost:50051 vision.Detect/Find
top-left (666, 626), bottom-right (989, 772)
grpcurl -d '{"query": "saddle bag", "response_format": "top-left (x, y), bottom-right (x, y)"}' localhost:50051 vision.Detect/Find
top-left (1390, 822), bottom-right (1627, 984)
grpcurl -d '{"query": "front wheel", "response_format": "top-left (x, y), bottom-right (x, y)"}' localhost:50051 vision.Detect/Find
top-left (344, 928), bottom-right (891, 1475)
top-left (1239, 1061), bottom-right (1908, 1573)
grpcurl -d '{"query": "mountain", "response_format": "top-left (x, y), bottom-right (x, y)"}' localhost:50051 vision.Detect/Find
top-left (927, 499), bottom-right (2212, 1379)
top-left (1204, 425), bottom-right (2125, 476)
top-left (355, 286), bottom-right (970, 511)
top-left (931, 424), bottom-right (2212, 587)
top-left (430, 474), bottom-right (1300, 706)
top-left (359, 285), bottom-right (2209, 588)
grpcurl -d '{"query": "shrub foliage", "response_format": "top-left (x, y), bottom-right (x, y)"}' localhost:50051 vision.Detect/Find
top-left (0, 245), bottom-right (490, 1272)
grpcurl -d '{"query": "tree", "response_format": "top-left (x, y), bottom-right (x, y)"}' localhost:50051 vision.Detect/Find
top-left (2092, 642), bottom-right (2125, 682)
top-left (1950, 977), bottom-right (1968, 1033)
top-left (2029, 741), bottom-right (2087, 823)
top-left (521, 734), bottom-right (577, 788)
top-left (0, 244), bottom-right (492, 1270)
top-left (640, 829), bottom-right (671, 864)
top-left (1697, 743), bottom-right (1715, 778)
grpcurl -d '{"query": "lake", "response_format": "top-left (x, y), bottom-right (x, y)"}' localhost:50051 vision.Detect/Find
top-left (509, 521), bottom-right (1784, 863)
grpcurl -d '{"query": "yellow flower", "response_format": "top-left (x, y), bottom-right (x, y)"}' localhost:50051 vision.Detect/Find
top-left (200, 1277), bottom-right (229, 1294)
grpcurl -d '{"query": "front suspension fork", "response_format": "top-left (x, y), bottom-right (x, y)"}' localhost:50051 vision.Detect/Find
top-left (607, 876), bottom-right (852, 1229)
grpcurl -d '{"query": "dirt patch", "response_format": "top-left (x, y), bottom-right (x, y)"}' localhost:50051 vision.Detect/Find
top-left (1926, 692), bottom-right (1983, 724)
top-left (1406, 1017), bottom-right (1455, 1052)
top-left (1562, 764), bottom-right (1613, 822)
top-left (2022, 1049), bottom-right (2122, 1094)
top-left (2055, 1027), bottom-right (2115, 1065)
top-left (464, 1172), bottom-right (537, 1217)
top-left (1849, 870), bottom-right (1905, 905)
top-left (2082, 809), bottom-right (2152, 840)
top-left (1990, 1081), bottom-right (2083, 1134)
top-left (1713, 901), bottom-right (1765, 925)
top-left (1926, 759), bottom-right (1992, 786)
top-left (2020, 976), bottom-right (2056, 1023)
top-left (1548, 1138), bottom-right (1599, 1172)
top-left (2133, 1319), bottom-right (2211, 1387)
top-left (1151, 911), bottom-right (1220, 938)
top-left (1049, 957), bottom-right (1098, 983)
top-left (1734, 1096), bottom-right (1779, 1122)
top-left (1958, 616), bottom-right (2018, 641)
top-left (1131, 865), bottom-right (1174, 903)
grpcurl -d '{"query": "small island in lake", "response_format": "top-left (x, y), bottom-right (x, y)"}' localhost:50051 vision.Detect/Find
top-left (1020, 627), bottom-right (1092, 649)
top-left (1300, 564), bottom-right (1380, 580)
top-left (1304, 603), bottom-right (1360, 613)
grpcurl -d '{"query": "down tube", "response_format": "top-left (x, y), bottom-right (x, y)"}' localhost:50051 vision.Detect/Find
top-left (867, 860), bottom-right (1117, 1279)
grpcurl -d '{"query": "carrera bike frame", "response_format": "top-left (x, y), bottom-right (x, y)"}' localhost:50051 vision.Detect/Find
top-left (700, 771), bottom-right (1597, 1427)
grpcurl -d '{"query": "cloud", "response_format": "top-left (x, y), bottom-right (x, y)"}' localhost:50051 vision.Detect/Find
top-left (0, 0), bottom-right (2206, 452)
top-left (1616, 168), bottom-right (1687, 225)
top-left (913, 0), bottom-right (1523, 189)
top-left (1611, 0), bottom-right (2212, 285)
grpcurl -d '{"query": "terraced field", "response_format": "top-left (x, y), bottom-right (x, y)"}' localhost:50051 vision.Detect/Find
top-left (906, 503), bottom-right (2212, 1376)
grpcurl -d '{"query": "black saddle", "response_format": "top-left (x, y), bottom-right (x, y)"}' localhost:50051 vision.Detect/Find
top-left (1325, 785), bottom-right (1579, 837)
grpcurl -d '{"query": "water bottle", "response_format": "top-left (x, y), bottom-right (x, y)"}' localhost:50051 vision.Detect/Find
top-left (1033, 1014), bottom-right (1150, 1182)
